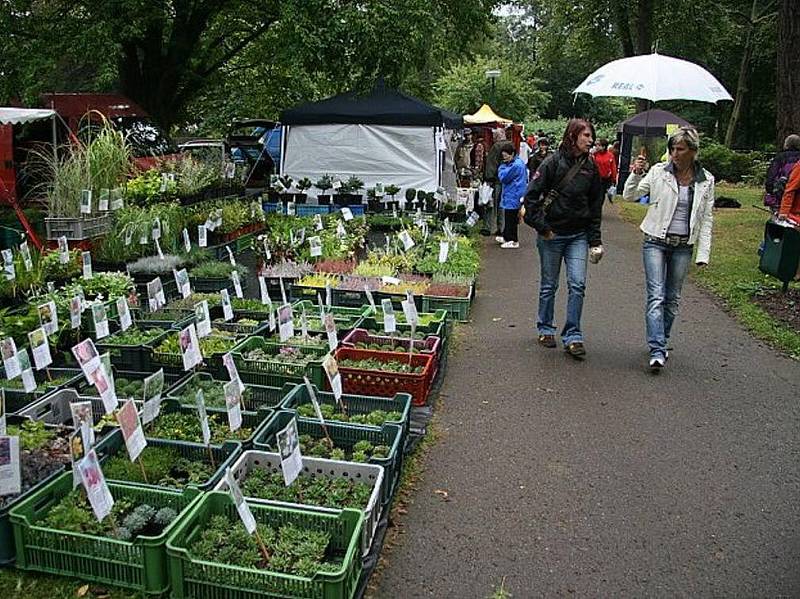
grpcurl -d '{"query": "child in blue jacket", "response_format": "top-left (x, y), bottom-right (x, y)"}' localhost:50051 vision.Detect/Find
top-left (497, 142), bottom-right (528, 248)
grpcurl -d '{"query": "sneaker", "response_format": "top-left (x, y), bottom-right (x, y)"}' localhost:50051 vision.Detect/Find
top-left (495, 236), bottom-right (505, 243)
top-left (500, 241), bottom-right (519, 249)
top-left (565, 341), bottom-right (586, 358)
top-left (649, 356), bottom-right (665, 370)
top-left (538, 334), bottom-right (556, 348)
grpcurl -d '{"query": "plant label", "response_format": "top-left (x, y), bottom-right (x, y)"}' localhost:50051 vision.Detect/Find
top-left (182, 228), bottom-right (191, 253)
top-left (317, 293), bottom-right (325, 323)
top-left (322, 354), bottom-right (342, 402)
top-left (117, 296), bottom-right (132, 331)
top-left (309, 236), bottom-right (322, 257)
top-left (365, 286), bottom-right (376, 313)
top-left (261, 237), bottom-right (271, 260)
top-left (69, 429), bottom-right (85, 488)
top-left (71, 338), bottom-right (100, 379)
top-left (438, 240), bottom-right (449, 264)
top-left (80, 189), bottom-right (92, 214)
top-left (58, 236), bottom-right (70, 264)
top-left (259, 276), bottom-right (269, 305)
top-left (466, 211), bottom-right (479, 227)
top-left (37, 300), bottom-right (59, 336)
top-left (278, 304), bottom-right (294, 342)
top-left (141, 370), bottom-right (164, 425)
top-left (151, 217), bottom-right (162, 241)
top-left (1, 250), bottom-right (14, 281)
top-left (98, 189), bottom-right (110, 211)
top-left (179, 323), bottom-right (203, 371)
top-left (300, 308), bottom-right (308, 339)
top-left (0, 390), bottom-right (5, 435)
top-left (220, 289), bottom-right (234, 322)
top-left (174, 268), bottom-right (191, 299)
top-left (225, 467), bottom-right (257, 534)
top-left (381, 275), bottom-right (401, 286)
top-left (286, 201), bottom-right (296, 216)
top-left (375, 182), bottom-right (384, 197)
top-left (303, 376), bottom-right (326, 425)
top-left (1, 338), bottom-right (19, 380)
top-left (279, 277), bottom-right (288, 304)
top-left (336, 221), bottom-right (347, 239)
top-left (198, 224), bottom-right (208, 248)
top-left (81, 250), bottom-right (93, 279)
top-left (231, 271), bottom-right (244, 299)
top-left (402, 292), bottom-right (419, 327)
top-left (222, 353), bottom-right (245, 393)
top-left (155, 238), bottom-right (165, 260)
top-left (224, 380), bottom-right (242, 433)
top-left (332, 179), bottom-right (342, 190)
top-left (381, 299), bottom-right (397, 333)
top-left (226, 246), bottom-right (236, 267)
top-left (268, 303), bottom-right (276, 333)
top-left (195, 390), bottom-right (212, 446)
top-left (69, 296), bottom-right (82, 329)
top-left (0, 436), bottom-right (21, 496)
top-left (92, 302), bottom-right (109, 339)
top-left (341, 207), bottom-right (353, 221)
top-left (325, 282), bottom-right (332, 308)
top-left (324, 313), bottom-right (338, 352)
top-left (147, 277), bottom-right (166, 312)
top-left (70, 401), bottom-right (95, 450)
top-left (195, 300), bottom-right (212, 338)
top-left (110, 196), bottom-right (124, 211)
top-left (296, 227), bottom-right (305, 247)
top-left (78, 449), bottom-right (114, 522)
top-left (19, 241), bottom-right (32, 272)
top-left (398, 230), bottom-right (415, 251)
top-left (28, 327), bottom-right (52, 370)
top-left (276, 417), bottom-right (303, 487)
top-left (314, 214), bottom-right (324, 231)
top-left (17, 350), bottom-right (36, 393)
top-left (93, 362), bottom-right (118, 414)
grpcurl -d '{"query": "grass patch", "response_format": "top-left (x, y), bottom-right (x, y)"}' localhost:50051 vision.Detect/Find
top-left (0, 571), bottom-right (141, 598)
top-left (617, 185), bottom-right (800, 359)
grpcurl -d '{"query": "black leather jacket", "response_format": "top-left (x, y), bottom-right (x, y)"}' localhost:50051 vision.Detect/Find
top-left (523, 149), bottom-right (604, 246)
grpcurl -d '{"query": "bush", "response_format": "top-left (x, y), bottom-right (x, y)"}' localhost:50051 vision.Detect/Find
top-left (699, 140), bottom-right (767, 184)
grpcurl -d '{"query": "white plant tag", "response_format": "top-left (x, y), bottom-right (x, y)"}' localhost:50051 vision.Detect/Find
top-left (259, 276), bottom-right (269, 305)
top-left (278, 304), bottom-right (294, 342)
top-left (118, 399), bottom-right (146, 462)
top-left (398, 230), bottom-right (415, 251)
top-left (28, 327), bottom-right (52, 370)
top-left (226, 246), bottom-right (236, 267)
top-left (141, 369), bottom-right (165, 425)
top-left (196, 390), bottom-right (212, 446)
top-left (92, 303), bottom-right (109, 339)
top-left (381, 299), bottom-right (396, 333)
top-left (1, 338), bottom-right (20, 379)
top-left (322, 354), bottom-right (343, 401)
top-left (221, 289), bottom-right (233, 321)
top-left (58, 236), bottom-right (70, 264)
top-left (179, 323), bottom-right (203, 371)
top-left (195, 301), bottom-right (212, 338)
top-left (80, 189), bottom-right (92, 214)
top-left (174, 268), bottom-right (191, 299)
top-left (314, 214), bottom-right (324, 231)
top-left (38, 300), bottom-right (58, 336)
top-left (231, 271), bottom-right (243, 299)
top-left (78, 449), bottom-right (114, 521)
top-left (223, 353), bottom-right (245, 394)
top-left (324, 313), bottom-right (338, 352)
top-left (19, 241), bottom-right (32, 271)
top-left (309, 236), bottom-right (322, 257)
top-left (117, 296), bottom-right (132, 331)
top-left (225, 467), bottom-right (256, 534)
top-left (17, 350), bottom-right (36, 393)
top-left (276, 417), bottom-right (303, 487)
top-left (341, 207), bottom-right (353, 221)
top-left (224, 380), bottom-right (242, 432)
top-left (439, 240), bottom-right (449, 264)
top-left (0, 436), bottom-right (20, 497)
top-left (198, 224), bottom-right (207, 247)
top-left (365, 286), bottom-right (376, 312)
top-left (182, 228), bottom-right (191, 253)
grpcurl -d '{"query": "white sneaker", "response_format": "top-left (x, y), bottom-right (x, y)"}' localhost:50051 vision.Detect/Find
top-left (500, 241), bottom-right (519, 249)
top-left (495, 236), bottom-right (505, 243)
top-left (649, 356), bottom-right (665, 370)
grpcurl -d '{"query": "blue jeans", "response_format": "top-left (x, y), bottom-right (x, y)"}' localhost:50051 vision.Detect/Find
top-left (536, 232), bottom-right (588, 345)
top-left (642, 239), bottom-right (693, 359)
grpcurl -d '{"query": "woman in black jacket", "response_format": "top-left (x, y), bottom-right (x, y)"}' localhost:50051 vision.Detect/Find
top-left (523, 118), bottom-right (605, 358)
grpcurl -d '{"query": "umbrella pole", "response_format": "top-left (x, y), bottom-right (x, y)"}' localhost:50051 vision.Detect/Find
top-left (640, 101), bottom-right (652, 160)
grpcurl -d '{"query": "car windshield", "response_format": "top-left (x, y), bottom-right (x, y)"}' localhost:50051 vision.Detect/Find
top-left (111, 117), bottom-right (177, 157)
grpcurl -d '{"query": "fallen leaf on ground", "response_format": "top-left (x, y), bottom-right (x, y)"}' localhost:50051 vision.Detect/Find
top-left (434, 489), bottom-right (450, 501)
top-left (492, 317), bottom-right (503, 322)
top-left (76, 585), bottom-right (89, 598)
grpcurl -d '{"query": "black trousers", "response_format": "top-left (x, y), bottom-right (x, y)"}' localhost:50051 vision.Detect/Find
top-left (503, 208), bottom-right (520, 242)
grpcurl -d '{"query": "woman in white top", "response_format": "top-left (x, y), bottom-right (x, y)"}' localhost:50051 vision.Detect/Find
top-left (623, 127), bottom-right (715, 371)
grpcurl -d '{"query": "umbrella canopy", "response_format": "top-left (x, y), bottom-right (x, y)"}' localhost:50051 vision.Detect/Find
top-left (573, 53), bottom-right (733, 104)
top-left (619, 109), bottom-right (693, 137)
top-left (0, 108), bottom-right (56, 126)
top-left (464, 104), bottom-right (513, 125)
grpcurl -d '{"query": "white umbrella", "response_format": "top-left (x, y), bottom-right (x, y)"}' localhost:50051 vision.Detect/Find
top-left (573, 53), bottom-right (733, 104)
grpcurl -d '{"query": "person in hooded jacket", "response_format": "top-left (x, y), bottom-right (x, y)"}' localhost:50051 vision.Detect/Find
top-left (764, 134), bottom-right (800, 210)
top-left (497, 141), bottom-right (528, 248)
top-left (523, 118), bottom-right (605, 358)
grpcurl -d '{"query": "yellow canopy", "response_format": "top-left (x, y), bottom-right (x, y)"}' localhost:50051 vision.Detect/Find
top-left (464, 104), bottom-right (513, 125)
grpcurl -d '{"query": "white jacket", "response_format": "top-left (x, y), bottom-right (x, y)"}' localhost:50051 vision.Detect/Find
top-left (623, 162), bottom-right (715, 264)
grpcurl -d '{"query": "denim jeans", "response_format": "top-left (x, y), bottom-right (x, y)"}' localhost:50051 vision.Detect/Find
top-left (642, 239), bottom-right (693, 359)
top-left (536, 232), bottom-right (588, 345)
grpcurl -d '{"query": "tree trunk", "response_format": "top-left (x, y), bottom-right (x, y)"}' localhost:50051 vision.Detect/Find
top-left (777, 0), bottom-right (800, 147)
top-left (724, 23), bottom-right (754, 147)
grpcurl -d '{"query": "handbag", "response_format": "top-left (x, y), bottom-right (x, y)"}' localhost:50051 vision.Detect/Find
top-left (541, 156), bottom-right (587, 215)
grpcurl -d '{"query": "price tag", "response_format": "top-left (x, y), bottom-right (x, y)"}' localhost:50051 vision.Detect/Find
top-left (225, 467), bottom-right (257, 534)
top-left (147, 277), bottom-right (166, 312)
top-left (58, 236), bottom-right (70, 264)
top-left (173, 268), bottom-right (191, 299)
top-left (438, 240), bottom-right (449, 264)
top-left (309, 236), bottom-right (322, 257)
top-left (224, 380), bottom-right (242, 432)
top-left (314, 214), bottom-right (324, 231)
top-left (322, 354), bottom-right (342, 401)
top-left (381, 299), bottom-right (396, 333)
top-left (324, 313), bottom-right (338, 352)
top-left (278, 304), bottom-right (294, 342)
top-left (195, 300), bottom-right (212, 338)
top-left (78, 449), bottom-right (114, 521)
top-left (93, 362), bottom-right (118, 414)
top-left (92, 302), bottom-right (109, 339)
top-left (182, 228), bottom-right (191, 253)
top-left (179, 323), bottom-right (203, 371)
top-left (70, 401), bottom-right (95, 450)
top-left (198, 224), bottom-right (207, 247)
top-left (98, 189), bottom-right (110, 211)
top-left (222, 353), bottom-right (245, 393)
top-left (231, 271), bottom-right (244, 299)
top-left (151, 217), bottom-right (162, 241)
top-left (28, 327), bottom-right (52, 370)
top-left (1, 337), bottom-right (20, 380)
top-left (80, 190), bottom-right (92, 214)
top-left (38, 300), bottom-right (58, 336)
top-left (69, 296), bottom-right (82, 329)
top-left (220, 289), bottom-right (233, 321)
top-left (402, 292), bottom-right (419, 327)
top-left (118, 399), bottom-right (147, 461)
top-left (398, 230), bottom-right (415, 251)
top-left (336, 221), bottom-right (346, 239)
top-left (0, 435), bottom-right (21, 496)
top-left (17, 350), bottom-right (36, 393)
top-left (196, 390), bottom-right (212, 446)
top-left (141, 369), bottom-right (165, 425)
top-left (276, 417), bottom-right (303, 487)
top-left (19, 241), bottom-right (32, 272)
top-left (114, 297), bottom-right (131, 331)
top-left (341, 207), bottom-right (353, 221)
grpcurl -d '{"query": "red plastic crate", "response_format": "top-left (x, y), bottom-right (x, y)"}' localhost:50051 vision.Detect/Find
top-left (332, 347), bottom-right (433, 406)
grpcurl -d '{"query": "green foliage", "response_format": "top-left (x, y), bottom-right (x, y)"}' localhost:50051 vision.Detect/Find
top-left (699, 140), bottom-right (767, 183)
top-left (189, 260), bottom-right (249, 279)
top-left (296, 403), bottom-right (401, 426)
top-left (97, 201), bottom-right (186, 263)
top-left (124, 169), bottom-right (177, 206)
top-left (103, 445), bottom-right (215, 488)
top-left (240, 468), bottom-right (373, 510)
top-left (147, 410), bottom-right (252, 444)
top-left (8, 420), bottom-right (54, 451)
top-left (102, 326), bottom-right (166, 346)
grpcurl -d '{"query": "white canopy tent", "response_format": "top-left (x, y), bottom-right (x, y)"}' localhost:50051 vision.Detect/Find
top-left (0, 108), bottom-right (57, 126)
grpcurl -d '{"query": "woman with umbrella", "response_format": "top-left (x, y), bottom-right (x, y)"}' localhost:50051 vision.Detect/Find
top-left (622, 127), bottom-right (715, 371)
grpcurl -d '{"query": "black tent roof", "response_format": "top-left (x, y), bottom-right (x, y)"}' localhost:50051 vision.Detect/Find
top-left (281, 85), bottom-right (462, 129)
top-left (619, 109), bottom-right (693, 137)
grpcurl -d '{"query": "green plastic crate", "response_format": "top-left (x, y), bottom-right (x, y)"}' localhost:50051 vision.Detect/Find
top-left (421, 287), bottom-right (472, 322)
top-left (96, 429), bottom-right (242, 491)
top-left (10, 472), bottom-right (201, 595)
top-left (254, 410), bottom-right (403, 506)
top-left (1, 367), bottom-right (83, 415)
top-left (95, 322), bottom-right (172, 372)
top-left (166, 492), bottom-right (363, 599)
top-left (232, 337), bottom-right (328, 388)
top-left (280, 382), bottom-right (411, 444)
top-left (166, 372), bottom-right (293, 413)
top-left (151, 330), bottom-right (246, 375)
top-left (358, 309), bottom-right (449, 339)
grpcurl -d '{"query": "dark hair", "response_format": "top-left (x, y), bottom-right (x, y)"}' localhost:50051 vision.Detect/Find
top-left (498, 141), bottom-right (515, 156)
top-left (560, 118), bottom-right (595, 156)
top-left (597, 138), bottom-right (609, 149)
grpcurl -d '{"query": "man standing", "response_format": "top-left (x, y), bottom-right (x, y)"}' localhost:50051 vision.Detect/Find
top-left (484, 128), bottom-right (508, 239)
top-left (455, 129), bottom-right (475, 187)
top-left (593, 138), bottom-right (618, 203)
top-left (527, 137), bottom-right (552, 178)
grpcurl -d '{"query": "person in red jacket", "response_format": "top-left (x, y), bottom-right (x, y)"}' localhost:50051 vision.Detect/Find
top-left (778, 160), bottom-right (800, 227)
top-left (593, 138), bottom-right (618, 203)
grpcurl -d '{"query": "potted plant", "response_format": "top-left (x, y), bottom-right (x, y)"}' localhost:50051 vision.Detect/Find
top-left (315, 174), bottom-right (334, 205)
top-left (366, 188), bottom-right (382, 213)
top-left (294, 177), bottom-right (312, 204)
top-left (423, 191), bottom-right (438, 213)
top-left (334, 175), bottom-right (364, 206)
